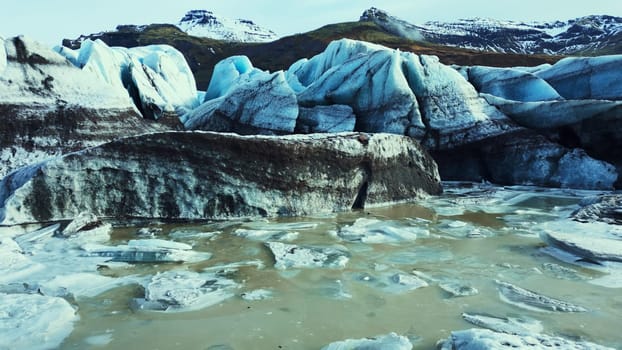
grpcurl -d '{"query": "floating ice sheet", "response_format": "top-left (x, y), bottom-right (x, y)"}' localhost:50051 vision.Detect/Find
top-left (332, 218), bottom-right (425, 243)
top-left (266, 242), bottom-right (350, 270)
top-left (0, 293), bottom-right (78, 350)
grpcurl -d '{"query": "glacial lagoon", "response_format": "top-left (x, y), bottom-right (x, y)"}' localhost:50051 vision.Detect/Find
top-left (4, 182), bottom-right (622, 349)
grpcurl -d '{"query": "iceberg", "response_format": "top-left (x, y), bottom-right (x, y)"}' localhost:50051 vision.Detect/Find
top-left (82, 239), bottom-right (211, 263)
top-left (266, 242), bottom-right (350, 269)
top-left (322, 332), bottom-right (413, 350)
top-left (496, 280), bottom-right (587, 312)
top-left (203, 55), bottom-right (257, 101)
top-left (466, 65), bottom-right (561, 102)
top-left (132, 270), bottom-right (238, 312)
top-left (294, 40), bottom-right (424, 135)
top-left (332, 217), bottom-right (422, 243)
top-left (56, 39), bottom-right (199, 120)
top-left (439, 328), bottom-right (614, 350)
top-left (535, 55), bottom-right (622, 101)
top-left (0, 293), bottom-right (78, 350)
top-left (183, 68), bottom-right (298, 134)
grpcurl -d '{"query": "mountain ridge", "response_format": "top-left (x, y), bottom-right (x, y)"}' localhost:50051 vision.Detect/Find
top-left (361, 7), bottom-right (622, 55)
top-left (177, 10), bottom-right (278, 43)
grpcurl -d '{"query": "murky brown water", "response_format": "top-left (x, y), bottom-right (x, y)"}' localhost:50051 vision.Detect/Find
top-left (58, 184), bottom-right (622, 349)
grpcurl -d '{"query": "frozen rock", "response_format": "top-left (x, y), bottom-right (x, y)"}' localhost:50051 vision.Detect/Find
top-left (0, 293), bottom-right (78, 350)
top-left (572, 194), bottom-right (622, 225)
top-left (82, 239), bottom-right (211, 263)
top-left (322, 332), bottom-right (413, 350)
top-left (0, 36), bottom-right (171, 178)
top-left (332, 218), bottom-right (422, 243)
top-left (541, 231), bottom-right (622, 263)
top-left (496, 280), bottom-right (587, 312)
top-left (296, 105), bottom-right (356, 133)
top-left (461, 313), bottom-right (543, 336)
top-left (439, 328), bottom-right (614, 350)
top-left (183, 57), bottom-right (298, 135)
top-left (466, 65), bottom-right (561, 102)
top-left (536, 55), bottom-right (622, 101)
top-left (0, 132), bottom-right (441, 224)
top-left (266, 242), bottom-right (350, 269)
top-left (132, 270), bottom-right (238, 312)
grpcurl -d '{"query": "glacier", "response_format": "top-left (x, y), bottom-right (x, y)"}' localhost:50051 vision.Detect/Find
top-left (56, 39), bottom-right (199, 120)
top-left (3, 34), bottom-right (622, 195)
top-left (535, 55), bottom-right (622, 101)
top-left (464, 66), bottom-right (562, 102)
top-left (182, 55), bottom-right (298, 134)
top-left (188, 38), bottom-right (616, 189)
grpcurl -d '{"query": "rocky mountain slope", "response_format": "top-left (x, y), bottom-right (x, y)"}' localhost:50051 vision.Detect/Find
top-left (177, 10), bottom-right (278, 42)
top-left (361, 7), bottom-right (622, 55)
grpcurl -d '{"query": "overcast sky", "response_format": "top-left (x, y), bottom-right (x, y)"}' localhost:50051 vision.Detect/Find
top-left (1, 0), bottom-right (621, 46)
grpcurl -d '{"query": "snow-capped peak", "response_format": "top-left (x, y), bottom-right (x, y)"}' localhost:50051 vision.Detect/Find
top-left (361, 7), bottom-right (622, 55)
top-left (177, 10), bottom-right (278, 43)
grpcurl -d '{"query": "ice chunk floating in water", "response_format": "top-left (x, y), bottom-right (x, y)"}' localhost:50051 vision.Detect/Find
top-left (266, 242), bottom-right (350, 270)
top-left (132, 270), bottom-right (239, 312)
top-left (0, 293), bottom-right (78, 350)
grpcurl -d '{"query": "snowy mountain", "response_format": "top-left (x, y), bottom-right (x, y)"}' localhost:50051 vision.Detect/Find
top-left (177, 10), bottom-right (278, 43)
top-left (361, 7), bottom-right (622, 55)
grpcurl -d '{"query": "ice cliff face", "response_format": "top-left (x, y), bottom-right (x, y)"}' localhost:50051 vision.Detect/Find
top-left (361, 7), bottom-right (622, 55)
top-left (56, 39), bottom-right (200, 121)
top-left (177, 10), bottom-right (278, 43)
top-left (462, 55), bottom-right (622, 185)
top-left (0, 132), bottom-right (442, 225)
top-left (186, 38), bottom-right (617, 189)
top-left (0, 36), bottom-right (172, 179)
